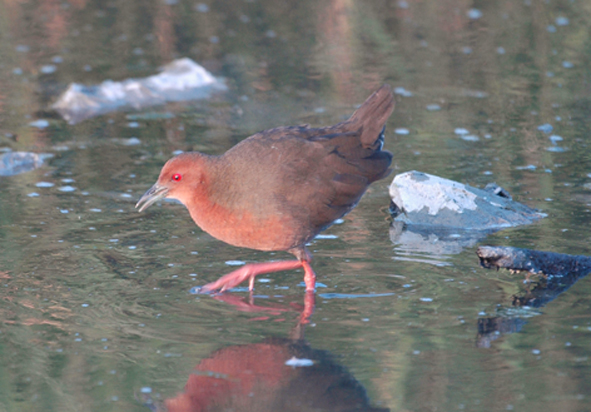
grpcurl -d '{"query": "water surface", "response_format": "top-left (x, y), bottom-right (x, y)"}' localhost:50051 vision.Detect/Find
top-left (1, 0), bottom-right (591, 411)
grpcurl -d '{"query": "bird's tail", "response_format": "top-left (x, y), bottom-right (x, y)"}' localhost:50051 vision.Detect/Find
top-left (347, 84), bottom-right (395, 147)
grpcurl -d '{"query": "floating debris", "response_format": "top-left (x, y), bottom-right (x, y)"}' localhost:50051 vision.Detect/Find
top-left (52, 58), bottom-right (227, 124)
top-left (0, 152), bottom-right (53, 177)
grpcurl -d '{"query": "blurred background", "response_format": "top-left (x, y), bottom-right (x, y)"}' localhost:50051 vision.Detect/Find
top-left (1, 0), bottom-right (591, 411)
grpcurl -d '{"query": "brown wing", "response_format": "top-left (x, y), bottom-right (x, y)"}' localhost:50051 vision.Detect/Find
top-left (214, 85), bottom-right (394, 249)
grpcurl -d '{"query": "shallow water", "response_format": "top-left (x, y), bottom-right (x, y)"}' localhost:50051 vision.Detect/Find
top-left (1, 0), bottom-right (591, 411)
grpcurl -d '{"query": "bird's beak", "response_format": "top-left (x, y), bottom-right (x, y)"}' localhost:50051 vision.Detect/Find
top-left (136, 183), bottom-right (169, 212)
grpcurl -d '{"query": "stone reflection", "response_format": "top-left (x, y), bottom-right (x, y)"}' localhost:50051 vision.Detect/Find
top-left (476, 246), bottom-right (591, 348)
top-left (142, 315), bottom-right (388, 412)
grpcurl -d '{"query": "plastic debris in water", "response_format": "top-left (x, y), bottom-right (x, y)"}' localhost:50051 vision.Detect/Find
top-left (0, 152), bottom-right (53, 177)
top-left (285, 357), bottom-right (314, 368)
top-left (52, 58), bottom-right (227, 124)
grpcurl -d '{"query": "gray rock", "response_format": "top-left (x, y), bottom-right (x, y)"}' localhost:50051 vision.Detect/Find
top-left (389, 171), bottom-right (545, 230)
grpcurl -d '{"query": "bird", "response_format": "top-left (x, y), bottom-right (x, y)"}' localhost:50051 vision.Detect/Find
top-left (136, 84), bottom-right (395, 294)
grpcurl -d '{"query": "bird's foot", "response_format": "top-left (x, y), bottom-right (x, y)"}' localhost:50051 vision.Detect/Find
top-left (196, 260), bottom-right (306, 294)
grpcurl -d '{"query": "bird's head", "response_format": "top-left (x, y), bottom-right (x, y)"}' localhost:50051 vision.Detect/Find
top-left (136, 153), bottom-right (207, 212)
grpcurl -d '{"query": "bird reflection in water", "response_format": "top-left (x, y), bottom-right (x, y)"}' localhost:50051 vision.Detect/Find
top-left (140, 296), bottom-right (387, 412)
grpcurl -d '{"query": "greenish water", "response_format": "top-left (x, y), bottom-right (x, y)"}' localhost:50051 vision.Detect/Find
top-left (1, 0), bottom-right (591, 411)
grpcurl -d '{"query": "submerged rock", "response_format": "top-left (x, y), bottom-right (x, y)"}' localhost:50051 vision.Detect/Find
top-left (389, 171), bottom-right (545, 230)
top-left (475, 246), bottom-right (591, 347)
top-left (52, 58), bottom-right (226, 124)
top-left (0, 151), bottom-right (53, 177)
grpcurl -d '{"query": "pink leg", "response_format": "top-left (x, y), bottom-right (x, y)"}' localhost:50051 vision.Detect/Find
top-left (199, 260), bottom-right (304, 294)
top-left (299, 291), bottom-right (316, 325)
top-left (302, 260), bottom-right (316, 292)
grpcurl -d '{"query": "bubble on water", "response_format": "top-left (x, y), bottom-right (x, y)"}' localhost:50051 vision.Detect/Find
top-left (547, 25), bottom-right (556, 33)
top-left (454, 128), bottom-right (469, 135)
top-left (462, 47), bottom-right (472, 54)
top-left (420, 297), bottom-right (433, 302)
top-left (563, 61), bottom-right (574, 69)
top-left (426, 104), bottom-right (441, 111)
top-left (467, 8), bottom-right (482, 19)
top-left (123, 137), bottom-right (141, 146)
top-left (225, 260), bottom-right (246, 266)
top-left (395, 128), bottom-right (410, 135)
top-left (546, 146), bottom-right (567, 152)
top-left (537, 123), bottom-right (553, 133)
top-left (460, 135), bottom-right (479, 142)
top-left (285, 357), bottom-right (314, 367)
top-left (140, 387), bottom-right (152, 394)
top-left (394, 87), bottom-right (413, 97)
top-left (555, 16), bottom-right (569, 26)
top-left (58, 185), bottom-right (76, 192)
top-left (30, 119), bottom-right (50, 129)
top-left (532, 349), bottom-right (541, 355)
top-left (40, 65), bottom-right (57, 74)
top-left (194, 3), bottom-right (209, 12)
top-left (497, 47), bottom-right (506, 55)
top-left (315, 234), bottom-right (338, 239)
top-left (27, 192), bottom-right (40, 197)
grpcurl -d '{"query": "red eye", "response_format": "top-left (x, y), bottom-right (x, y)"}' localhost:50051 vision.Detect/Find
top-left (172, 173), bottom-right (182, 182)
